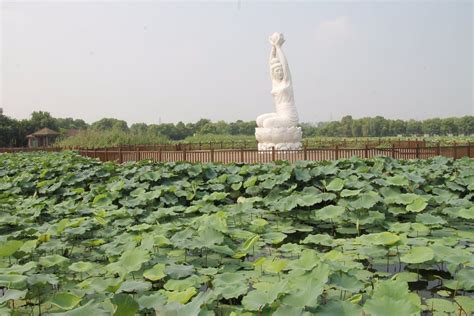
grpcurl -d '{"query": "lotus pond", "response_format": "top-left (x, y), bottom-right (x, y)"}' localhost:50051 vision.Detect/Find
top-left (0, 152), bottom-right (473, 315)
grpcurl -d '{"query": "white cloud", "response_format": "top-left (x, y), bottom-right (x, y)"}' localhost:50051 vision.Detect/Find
top-left (315, 16), bottom-right (353, 43)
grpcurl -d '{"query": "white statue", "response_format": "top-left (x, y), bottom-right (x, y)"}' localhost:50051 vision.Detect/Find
top-left (255, 33), bottom-right (302, 150)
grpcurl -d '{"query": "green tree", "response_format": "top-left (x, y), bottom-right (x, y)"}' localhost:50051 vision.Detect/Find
top-left (91, 118), bottom-right (128, 131)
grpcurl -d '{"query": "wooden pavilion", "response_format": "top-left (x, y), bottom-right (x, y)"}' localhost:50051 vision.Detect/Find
top-left (26, 128), bottom-right (60, 148)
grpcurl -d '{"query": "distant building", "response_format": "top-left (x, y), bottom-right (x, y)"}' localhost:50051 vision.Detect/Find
top-left (64, 129), bottom-right (80, 137)
top-left (26, 128), bottom-right (60, 147)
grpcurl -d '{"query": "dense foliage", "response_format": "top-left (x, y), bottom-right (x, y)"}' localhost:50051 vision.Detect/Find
top-left (0, 152), bottom-right (472, 315)
top-left (56, 130), bottom-right (170, 148)
top-left (1, 110), bottom-right (473, 147)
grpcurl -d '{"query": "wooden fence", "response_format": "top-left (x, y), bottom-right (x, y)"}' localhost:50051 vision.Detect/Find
top-left (1, 143), bottom-right (472, 164)
top-left (75, 143), bottom-right (472, 164)
top-left (89, 138), bottom-right (432, 151)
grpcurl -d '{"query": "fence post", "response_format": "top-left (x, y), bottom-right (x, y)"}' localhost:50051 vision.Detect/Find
top-left (94, 148), bottom-right (97, 159)
top-left (271, 146), bottom-right (276, 161)
top-left (364, 144), bottom-right (368, 159)
top-left (104, 148), bottom-right (108, 162)
top-left (240, 147), bottom-right (244, 163)
top-left (119, 147), bottom-right (123, 164)
top-left (303, 144), bottom-right (307, 160)
top-left (416, 143), bottom-right (420, 159)
top-left (183, 148), bottom-right (187, 161)
top-left (391, 143), bottom-right (395, 158)
top-left (469, 142), bottom-right (472, 158)
top-left (159, 148), bottom-right (162, 162)
top-left (453, 142), bottom-right (457, 159)
top-left (437, 142), bottom-right (441, 156)
top-left (198, 142), bottom-right (202, 150)
top-left (136, 147), bottom-right (140, 161)
top-left (210, 148), bottom-right (214, 162)
top-left (335, 145), bottom-right (339, 160)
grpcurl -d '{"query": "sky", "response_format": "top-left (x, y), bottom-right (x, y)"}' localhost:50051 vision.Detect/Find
top-left (1, 0), bottom-right (473, 125)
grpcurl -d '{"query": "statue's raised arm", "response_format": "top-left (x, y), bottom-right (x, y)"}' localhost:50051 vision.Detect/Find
top-left (268, 33), bottom-right (291, 84)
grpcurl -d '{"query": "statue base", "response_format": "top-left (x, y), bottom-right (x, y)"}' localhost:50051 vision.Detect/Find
top-left (255, 127), bottom-right (302, 150)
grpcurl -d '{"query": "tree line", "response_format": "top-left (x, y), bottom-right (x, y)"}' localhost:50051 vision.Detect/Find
top-left (1, 111), bottom-right (472, 147)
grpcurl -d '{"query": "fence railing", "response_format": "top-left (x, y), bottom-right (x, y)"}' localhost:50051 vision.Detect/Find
top-left (1, 143), bottom-right (472, 163)
top-left (75, 143), bottom-right (472, 164)
top-left (84, 138), bottom-right (434, 151)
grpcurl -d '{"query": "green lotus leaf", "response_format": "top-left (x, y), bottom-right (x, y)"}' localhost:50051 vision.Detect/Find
top-left (212, 272), bottom-right (249, 299)
top-left (197, 228), bottom-right (224, 248)
top-left (454, 296), bottom-right (474, 314)
top-left (301, 233), bottom-right (334, 246)
top-left (39, 255), bottom-right (69, 268)
top-left (314, 205), bottom-right (345, 221)
top-left (117, 280), bottom-right (152, 293)
top-left (315, 300), bottom-right (362, 316)
top-left (0, 274), bottom-right (27, 288)
top-left (120, 247), bottom-right (150, 267)
top-left (326, 178), bottom-right (345, 192)
top-left (49, 300), bottom-right (109, 316)
top-left (393, 272), bottom-right (419, 282)
top-left (454, 269), bottom-right (474, 291)
top-left (50, 292), bottom-right (82, 310)
top-left (359, 231), bottom-right (400, 247)
top-left (136, 292), bottom-right (167, 310)
top-left (400, 246), bottom-right (434, 264)
top-left (350, 191), bottom-right (381, 210)
top-left (294, 167), bottom-right (311, 182)
top-left (450, 207), bottom-right (474, 220)
top-left (288, 250), bottom-right (319, 271)
top-left (0, 261), bottom-right (37, 274)
top-left (0, 289), bottom-right (27, 304)
top-left (273, 305), bottom-right (304, 316)
top-left (242, 280), bottom-right (287, 311)
top-left (406, 197), bottom-right (428, 212)
top-left (262, 232), bottom-right (287, 244)
top-left (164, 275), bottom-right (202, 291)
top-left (69, 261), bottom-right (94, 273)
top-left (297, 193), bottom-right (324, 207)
top-left (364, 279), bottom-right (421, 316)
top-left (231, 182), bottom-right (242, 190)
top-left (263, 258), bottom-right (288, 274)
top-left (165, 287), bottom-right (198, 304)
top-left (165, 264), bottom-right (195, 279)
top-left (386, 175), bottom-right (409, 186)
top-left (242, 234), bottom-right (260, 252)
top-left (0, 240), bottom-right (23, 257)
top-left (243, 176), bottom-right (257, 188)
top-left (112, 293), bottom-right (139, 316)
top-left (143, 263), bottom-right (166, 281)
top-left (92, 193), bottom-right (113, 206)
top-left (282, 265), bottom-right (329, 308)
top-left (416, 213), bottom-right (446, 225)
top-left (340, 189), bottom-right (362, 197)
top-left (157, 290), bottom-right (213, 316)
top-left (18, 239), bottom-right (37, 253)
top-left (329, 273), bottom-right (364, 292)
top-left (424, 298), bottom-right (456, 313)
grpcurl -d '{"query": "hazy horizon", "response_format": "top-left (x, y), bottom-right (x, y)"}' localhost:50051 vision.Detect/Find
top-left (1, 1), bottom-right (473, 125)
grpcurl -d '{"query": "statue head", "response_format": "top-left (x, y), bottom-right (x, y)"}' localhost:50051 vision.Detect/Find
top-left (270, 58), bottom-right (283, 81)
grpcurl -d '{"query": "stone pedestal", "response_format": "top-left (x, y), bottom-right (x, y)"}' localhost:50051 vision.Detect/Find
top-left (255, 127), bottom-right (302, 150)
